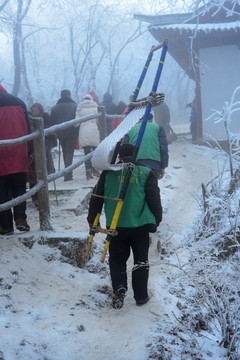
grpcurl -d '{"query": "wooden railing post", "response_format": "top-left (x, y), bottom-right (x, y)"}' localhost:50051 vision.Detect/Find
top-left (31, 117), bottom-right (53, 231)
top-left (98, 106), bottom-right (107, 141)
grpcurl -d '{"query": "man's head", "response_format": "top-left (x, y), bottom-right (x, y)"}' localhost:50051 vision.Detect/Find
top-left (140, 113), bottom-right (153, 123)
top-left (148, 113), bottom-right (153, 122)
top-left (60, 89), bottom-right (71, 99)
top-left (118, 143), bottom-right (135, 160)
top-left (103, 92), bottom-right (112, 102)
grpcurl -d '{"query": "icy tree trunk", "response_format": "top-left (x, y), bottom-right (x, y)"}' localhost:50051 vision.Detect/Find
top-left (12, 0), bottom-right (22, 96)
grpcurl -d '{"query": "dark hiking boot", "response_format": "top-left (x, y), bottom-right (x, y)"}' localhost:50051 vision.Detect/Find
top-left (15, 219), bottom-right (30, 232)
top-left (112, 287), bottom-right (126, 309)
top-left (86, 170), bottom-right (93, 180)
top-left (0, 226), bottom-right (14, 235)
top-left (136, 296), bottom-right (150, 306)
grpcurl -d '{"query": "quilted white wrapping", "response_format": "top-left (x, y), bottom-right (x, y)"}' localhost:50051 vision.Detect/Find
top-left (91, 107), bottom-right (146, 171)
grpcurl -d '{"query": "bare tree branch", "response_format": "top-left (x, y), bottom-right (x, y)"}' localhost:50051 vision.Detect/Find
top-left (0, 0), bottom-right (9, 12)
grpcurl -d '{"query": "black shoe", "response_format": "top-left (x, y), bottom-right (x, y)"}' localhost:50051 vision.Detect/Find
top-left (15, 219), bottom-right (30, 232)
top-left (136, 296), bottom-right (150, 306)
top-left (112, 287), bottom-right (126, 309)
top-left (0, 226), bottom-right (14, 235)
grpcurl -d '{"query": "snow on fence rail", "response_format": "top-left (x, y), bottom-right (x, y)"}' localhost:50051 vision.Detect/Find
top-left (0, 106), bottom-right (124, 231)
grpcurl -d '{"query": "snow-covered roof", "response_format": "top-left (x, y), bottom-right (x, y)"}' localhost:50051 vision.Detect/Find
top-left (135, 2), bottom-right (240, 81)
top-left (150, 20), bottom-right (240, 33)
top-left (134, 1), bottom-right (240, 32)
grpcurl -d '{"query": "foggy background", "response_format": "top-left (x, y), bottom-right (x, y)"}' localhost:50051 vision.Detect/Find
top-left (0, 0), bottom-right (195, 125)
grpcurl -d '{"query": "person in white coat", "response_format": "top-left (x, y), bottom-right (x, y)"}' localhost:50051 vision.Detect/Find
top-left (75, 94), bottom-right (100, 180)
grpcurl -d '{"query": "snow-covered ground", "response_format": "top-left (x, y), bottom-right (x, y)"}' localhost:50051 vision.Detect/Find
top-left (1, 132), bottom-right (231, 360)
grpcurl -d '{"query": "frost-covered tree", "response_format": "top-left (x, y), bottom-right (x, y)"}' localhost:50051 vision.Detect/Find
top-left (0, 0), bottom-right (32, 98)
top-left (159, 86), bottom-right (240, 358)
top-left (1, 0), bottom-right (239, 107)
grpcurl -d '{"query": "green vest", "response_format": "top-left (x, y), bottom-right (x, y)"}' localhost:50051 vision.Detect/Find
top-left (128, 121), bottom-right (161, 162)
top-left (104, 165), bottom-right (156, 228)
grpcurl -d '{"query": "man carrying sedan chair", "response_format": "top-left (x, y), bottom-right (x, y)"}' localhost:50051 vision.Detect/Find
top-left (87, 143), bottom-right (162, 309)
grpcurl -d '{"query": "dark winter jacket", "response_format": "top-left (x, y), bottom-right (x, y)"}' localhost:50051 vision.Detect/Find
top-left (0, 86), bottom-right (31, 176)
top-left (101, 93), bottom-right (118, 134)
top-left (101, 93), bottom-right (118, 115)
top-left (154, 103), bottom-right (171, 134)
top-left (49, 98), bottom-right (78, 140)
top-left (87, 161), bottom-right (162, 232)
top-left (41, 112), bottom-right (57, 147)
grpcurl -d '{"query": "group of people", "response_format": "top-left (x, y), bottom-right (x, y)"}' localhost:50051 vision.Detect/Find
top-left (48, 89), bottom-right (128, 181)
top-left (0, 82), bottom-right (199, 311)
top-left (0, 86), bottom-right (128, 235)
top-left (0, 77), bottom-right (201, 315)
top-left (1, 80), bottom-right (190, 313)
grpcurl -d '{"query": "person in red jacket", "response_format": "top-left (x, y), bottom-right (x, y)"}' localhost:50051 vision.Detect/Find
top-left (0, 84), bottom-right (31, 234)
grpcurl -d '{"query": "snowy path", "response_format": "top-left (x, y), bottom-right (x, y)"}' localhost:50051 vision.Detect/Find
top-left (76, 137), bottom-right (218, 360)
top-left (0, 137), bottom-right (218, 360)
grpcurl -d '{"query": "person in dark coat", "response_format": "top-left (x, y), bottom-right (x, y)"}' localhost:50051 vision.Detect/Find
top-left (101, 92), bottom-right (118, 135)
top-left (87, 143), bottom-right (162, 309)
top-left (49, 89), bottom-right (77, 181)
top-left (30, 103), bottom-right (57, 174)
top-left (124, 113), bottom-right (169, 179)
top-left (186, 92), bottom-right (197, 142)
top-left (154, 102), bottom-right (171, 135)
top-left (0, 84), bottom-right (32, 234)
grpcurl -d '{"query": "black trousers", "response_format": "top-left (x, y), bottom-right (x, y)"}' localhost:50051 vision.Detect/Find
top-left (45, 139), bottom-right (55, 175)
top-left (83, 146), bottom-right (96, 172)
top-left (0, 173), bottom-right (27, 229)
top-left (109, 227), bottom-right (150, 302)
top-left (190, 121), bottom-right (197, 141)
top-left (59, 137), bottom-right (76, 180)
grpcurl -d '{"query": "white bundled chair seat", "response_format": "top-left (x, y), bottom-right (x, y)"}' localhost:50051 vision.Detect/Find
top-left (92, 93), bottom-right (165, 172)
top-left (91, 107), bottom-right (145, 171)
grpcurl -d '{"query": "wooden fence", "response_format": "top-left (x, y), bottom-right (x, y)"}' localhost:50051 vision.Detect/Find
top-left (0, 107), bottom-right (123, 231)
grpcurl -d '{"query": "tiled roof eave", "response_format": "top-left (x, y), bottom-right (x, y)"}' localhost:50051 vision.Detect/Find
top-left (149, 20), bottom-right (240, 32)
